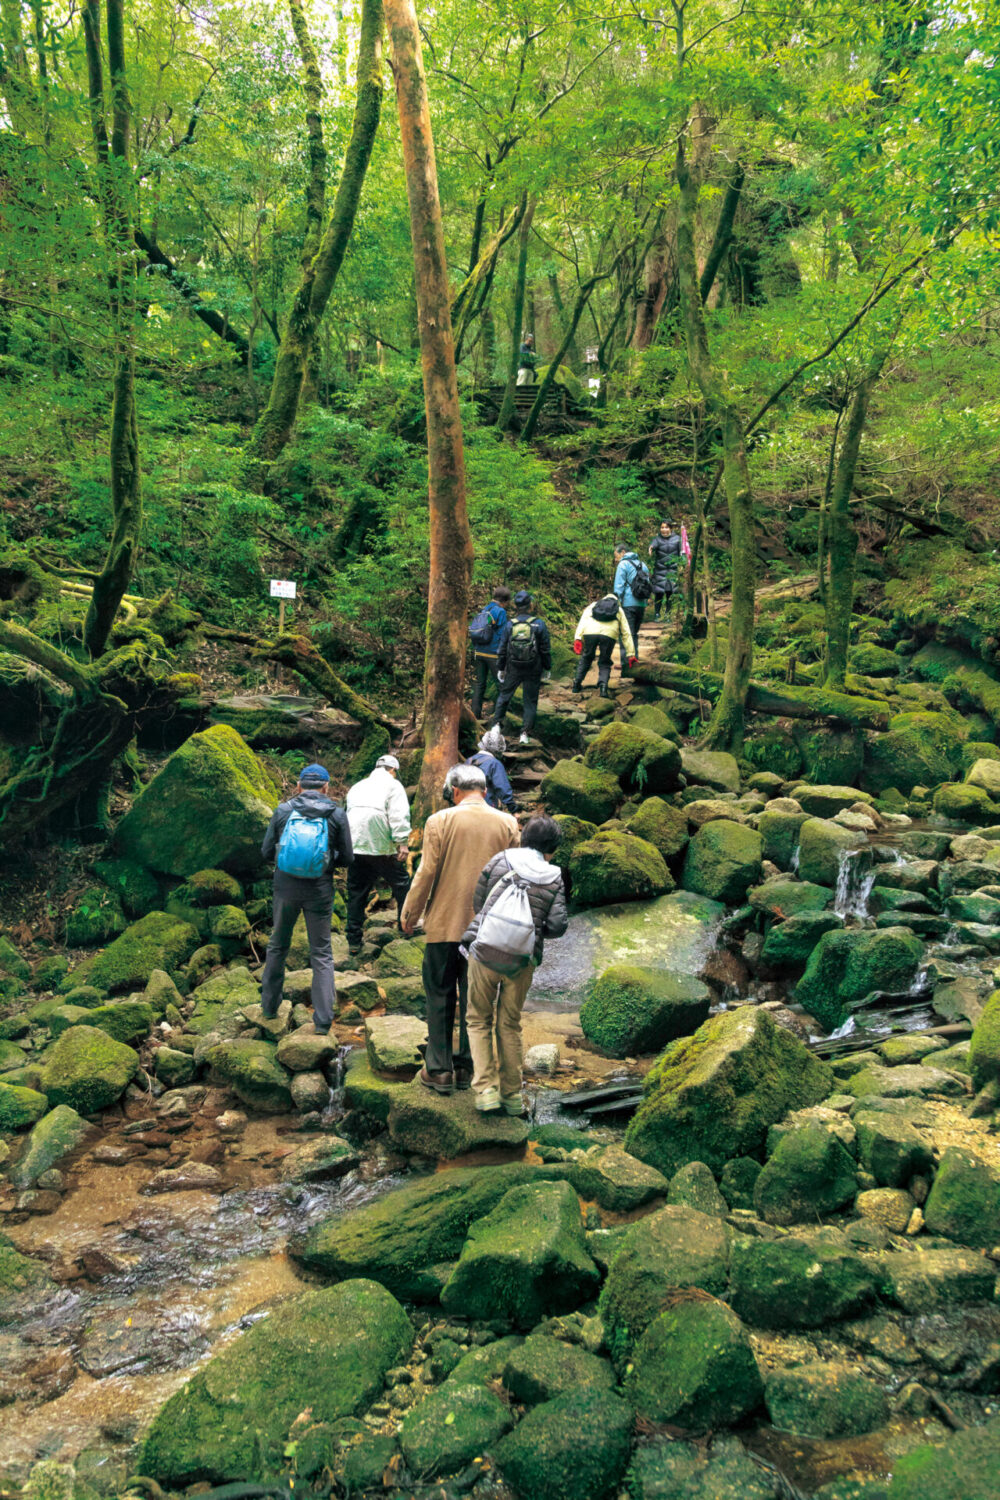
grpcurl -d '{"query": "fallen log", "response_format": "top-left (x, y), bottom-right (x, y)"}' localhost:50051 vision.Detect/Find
top-left (629, 660), bottom-right (892, 731)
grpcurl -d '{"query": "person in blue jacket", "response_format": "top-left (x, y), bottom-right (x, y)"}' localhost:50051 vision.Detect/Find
top-left (470, 585), bottom-right (511, 719)
top-left (613, 542), bottom-right (651, 670)
top-left (467, 727), bottom-right (518, 814)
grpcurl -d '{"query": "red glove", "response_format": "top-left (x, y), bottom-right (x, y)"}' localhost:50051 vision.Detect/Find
top-left (573, 640), bottom-right (583, 655)
top-left (628, 656), bottom-right (638, 667)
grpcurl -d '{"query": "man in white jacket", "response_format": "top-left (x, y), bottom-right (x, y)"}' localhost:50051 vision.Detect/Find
top-left (345, 755), bottom-right (412, 955)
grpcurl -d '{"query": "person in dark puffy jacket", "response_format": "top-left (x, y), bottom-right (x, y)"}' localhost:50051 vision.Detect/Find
top-left (462, 815), bottom-right (568, 1115)
top-left (648, 520), bottom-right (683, 621)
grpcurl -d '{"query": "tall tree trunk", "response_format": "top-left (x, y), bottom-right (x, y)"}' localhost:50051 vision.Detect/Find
top-left (699, 163), bottom-right (744, 304)
top-left (547, 270), bottom-right (581, 370)
top-left (497, 193), bottom-right (534, 431)
top-left (823, 357), bottom-right (885, 687)
top-left (385, 0), bottom-right (473, 820)
top-left (675, 118), bottom-right (755, 751)
top-left (632, 235), bottom-right (670, 350)
top-left (82, 0), bottom-right (142, 660)
top-left (241, 0), bottom-right (384, 488)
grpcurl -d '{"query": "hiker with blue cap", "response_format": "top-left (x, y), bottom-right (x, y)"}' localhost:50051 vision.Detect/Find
top-left (345, 754), bottom-right (412, 955)
top-left (261, 763), bottom-right (353, 1034)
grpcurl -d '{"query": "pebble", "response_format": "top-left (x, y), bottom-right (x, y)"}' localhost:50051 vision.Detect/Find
top-left (143, 1162), bottom-right (223, 1195)
top-left (216, 1110), bottom-right (248, 1137)
top-left (36, 1169), bottom-right (64, 1191)
top-left (91, 1143), bottom-right (145, 1165)
top-left (906, 1207), bottom-right (925, 1236)
top-left (524, 1043), bottom-right (560, 1074)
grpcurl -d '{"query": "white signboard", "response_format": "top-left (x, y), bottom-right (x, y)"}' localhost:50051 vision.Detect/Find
top-left (269, 579), bottom-right (297, 599)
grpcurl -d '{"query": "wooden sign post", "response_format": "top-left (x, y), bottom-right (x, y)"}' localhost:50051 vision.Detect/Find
top-left (269, 578), bottom-right (297, 635)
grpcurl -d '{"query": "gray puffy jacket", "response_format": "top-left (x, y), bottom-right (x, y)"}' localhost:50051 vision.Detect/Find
top-left (463, 847), bottom-right (569, 975)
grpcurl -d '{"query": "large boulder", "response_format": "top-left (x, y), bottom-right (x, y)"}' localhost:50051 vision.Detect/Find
top-left (967, 758), bottom-right (1000, 799)
top-left (753, 1124), bottom-right (857, 1226)
top-left (584, 721), bottom-right (682, 795)
top-left (624, 1008), bottom-right (832, 1178)
top-left (440, 1179), bottom-right (600, 1328)
top-left (564, 1144), bottom-right (669, 1214)
top-left (365, 1014), bottom-right (425, 1071)
top-left (625, 1298), bottom-right (763, 1431)
top-left (202, 1039), bottom-right (293, 1114)
top-left (387, 1080), bottom-right (529, 1158)
top-left (493, 1389), bottom-right (634, 1500)
top-left (137, 1280), bottom-right (412, 1486)
top-left (680, 749), bottom-right (740, 794)
top-left (863, 711), bottom-right (965, 796)
top-left (853, 1110), bottom-right (935, 1188)
top-left (599, 1204), bottom-right (731, 1359)
top-left (969, 990), bottom-right (1000, 1092)
top-left (39, 1025), bottom-right (139, 1114)
top-left (399, 1384), bottom-right (512, 1478)
top-left (749, 879), bottom-right (833, 919)
top-left (569, 830), bottom-right (672, 907)
top-left (579, 965), bottom-right (710, 1057)
top-left (794, 724), bottom-right (864, 785)
top-left (933, 781), bottom-right (998, 824)
top-left (729, 1233), bottom-right (877, 1329)
top-left (682, 819), bottom-right (762, 904)
top-left (765, 1361), bottom-right (888, 1438)
top-left (887, 1418), bottom-right (1000, 1500)
top-left (796, 786), bottom-right (874, 819)
top-left (502, 1335), bottom-right (614, 1405)
top-left (115, 724), bottom-right (278, 878)
top-left (72, 911), bottom-right (199, 995)
top-left (627, 797), bottom-right (689, 861)
top-left (540, 759), bottom-right (619, 824)
top-left (797, 818), bottom-right (865, 887)
top-left (759, 808), bottom-right (809, 870)
top-left (796, 926), bottom-right (925, 1032)
top-left (761, 911), bottom-right (843, 969)
top-left (9, 1105), bottom-right (93, 1188)
top-left (0, 1083), bottom-right (47, 1131)
top-left (923, 1146), bottom-right (1000, 1249)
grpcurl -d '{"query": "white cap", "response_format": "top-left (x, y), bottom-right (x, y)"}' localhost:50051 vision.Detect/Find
top-left (375, 755), bottom-right (400, 771)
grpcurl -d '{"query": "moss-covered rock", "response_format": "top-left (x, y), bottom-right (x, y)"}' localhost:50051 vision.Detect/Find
top-left (850, 644), bottom-right (900, 678)
top-left (446, 1335), bottom-right (524, 1388)
top-left (569, 829), bottom-right (672, 907)
top-left (64, 887), bottom-right (126, 948)
top-left (9, 1105), bottom-right (92, 1188)
top-left (440, 1179), bottom-right (599, 1329)
top-left (625, 1008), bottom-right (832, 1178)
top-left (626, 1297), bottom-right (763, 1432)
top-left (502, 1335), bottom-right (614, 1405)
top-left (75, 998), bottom-right (153, 1045)
top-left (863, 711), bottom-right (966, 796)
top-left (0, 1231), bottom-right (51, 1318)
top-left (115, 724), bottom-right (278, 879)
top-left (796, 926), bottom-right (925, 1032)
top-left (933, 781), bottom-right (998, 824)
top-left (853, 1110), bottom-right (934, 1187)
top-left (729, 1233), bottom-right (877, 1329)
top-left (794, 724), bottom-right (864, 786)
top-left (766, 1361), bottom-right (888, 1438)
top-left (749, 880), bottom-right (834, 918)
top-left (629, 703), bottom-right (679, 740)
top-left (387, 1078), bottom-right (529, 1157)
top-left (551, 813), bottom-right (599, 869)
top-left (753, 1123), bottom-right (857, 1226)
top-left (541, 759), bottom-right (620, 824)
top-left (92, 857), bottom-right (161, 918)
top-left (0, 1081), bottom-right (48, 1130)
top-left (39, 1025), bottom-right (139, 1114)
top-left (886, 1417), bottom-right (1000, 1500)
top-left (584, 721), bottom-right (682, 795)
top-left (719, 1157), bottom-right (762, 1211)
top-left (759, 808), bottom-right (809, 870)
top-left (154, 1045), bottom-right (196, 1089)
top-left (969, 990), bottom-right (1000, 1091)
top-left (137, 1279), bottom-right (413, 1486)
top-left (680, 748), bottom-right (740, 795)
top-left (682, 819), bottom-right (762, 903)
top-left (761, 910), bottom-right (843, 969)
top-left (493, 1389), bottom-right (634, 1500)
top-left (398, 1383), bottom-right (511, 1479)
top-left (186, 966), bottom-right (260, 1034)
top-left (203, 1039), bottom-right (293, 1113)
top-left (744, 724), bottom-right (804, 781)
top-left (580, 965), bottom-right (710, 1057)
top-left (923, 1146), bottom-right (1000, 1249)
top-left (797, 817), bottom-right (866, 887)
top-left (628, 796), bottom-right (689, 861)
top-left (599, 1205), bottom-right (731, 1359)
top-left (73, 910), bottom-right (199, 995)
top-left (796, 785), bottom-right (874, 818)
top-left (564, 1144), bottom-right (669, 1214)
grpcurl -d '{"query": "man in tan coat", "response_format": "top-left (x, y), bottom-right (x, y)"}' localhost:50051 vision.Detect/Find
top-left (401, 763), bottom-right (519, 1094)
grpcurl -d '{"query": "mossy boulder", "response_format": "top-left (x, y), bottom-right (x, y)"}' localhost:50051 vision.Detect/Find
top-left (137, 1280), bottom-right (413, 1486)
top-left (796, 926), bottom-right (925, 1032)
top-left (796, 785), bottom-right (874, 819)
top-left (749, 879), bottom-right (834, 918)
top-left (292, 1163), bottom-right (567, 1301)
top-left (667, 1160), bottom-right (727, 1218)
top-left (759, 808), bottom-right (809, 870)
top-left (9, 1105), bottom-right (92, 1188)
top-left (501, 1335), bottom-right (614, 1405)
top-left (178, 868), bottom-right (244, 906)
top-left (493, 1389), bottom-right (634, 1500)
top-left (743, 724), bottom-right (804, 781)
top-left (854, 1110), bottom-right (934, 1187)
top-left (933, 781), bottom-right (998, 824)
top-left (387, 1079), bottom-right (529, 1157)
top-left (73, 911), bottom-right (199, 995)
top-left (64, 887), bottom-right (126, 948)
top-left (766, 1361), bottom-right (888, 1438)
top-left (599, 1205), bottom-right (731, 1359)
top-left (551, 813), bottom-right (599, 869)
top-left (729, 1234), bottom-right (877, 1329)
top-left (753, 1123), bottom-right (858, 1226)
top-left (580, 964), bottom-right (710, 1057)
top-left (969, 990), bottom-right (1000, 1091)
top-left (794, 724), bottom-right (864, 786)
top-left (850, 643), bottom-right (900, 678)
top-left (0, 1082), bottom-right (48, 1131)
top-left (186, 967), bottom-right (260, 1034)
top-left (682, 819), bottom-right (762, 904)
top-left (202, 1039), bottom-right (293, 1113)
top-left (886, 1417), bottom-right (1000, 1500)
top-left (115, 724), bottom-right (278, 879)
top-left (75, 998), bottom-right (153, 1045)
top-left (761, 911), bottom-right (843, 968)
top-left (154, 1046), bottom-right (196, 1089)
top-left (863, 711), bottom-right (965, 796)
top-left (39, 1025), bottom-right (139, 1114)
top-left (584, 721), bottom-right (682, 795)
top-left (399, 1383), bottom-right (511, 1479)
top-left (446, 1335), bottom-right (524, 1388)
top-left (569, 830), bottom-right (672, 907)
top-left (628, 796), bottom-right (689, 861)
top-left (540, 759), bottom-right (620, 824)
top-left (440, 1179), bottom-right (600, 1329)
top-left (625, 1297), bottom-right (763, 1431)
top-left (91, 857), bottom-right (161, 918)
top-left (629, 703), bottom-right (679, 740)
top-left (797, 818), bottom-right (865, 888)
top-left (680, 748), bottom-right (740, 794)
top-left (923, 1146), bottom-right (1000, 1249)
top-left (625, 1008), bottom-right (832, 1178)
top-left (564, 1144), bottom-right (669, 1214)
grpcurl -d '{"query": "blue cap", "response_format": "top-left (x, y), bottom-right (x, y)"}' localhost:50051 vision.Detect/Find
top-left (514, 589), bottom-right (533, 609)
top-left (300, 762), bottom-right (330, 785)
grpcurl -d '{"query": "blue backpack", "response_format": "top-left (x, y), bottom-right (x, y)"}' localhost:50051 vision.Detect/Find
top-left (469, 603), bottom-right (499, 649)
top-left (277, 811), bottom-right (330, 878)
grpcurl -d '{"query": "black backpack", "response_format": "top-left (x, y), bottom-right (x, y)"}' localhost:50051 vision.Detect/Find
top-left (469, 603), bottom-right (498, 649)
top-left (591, 596), bottom-right (620, 622)
top-left (508, 618), bottom-right (540, 667)
top-left (629, 561), bottom-right (652, 602)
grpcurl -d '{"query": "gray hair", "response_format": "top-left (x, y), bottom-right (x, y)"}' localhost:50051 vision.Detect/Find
top-left (445, 763), bottom-right (487, 793)
top-left (478, 726), bottom-right (506, 756)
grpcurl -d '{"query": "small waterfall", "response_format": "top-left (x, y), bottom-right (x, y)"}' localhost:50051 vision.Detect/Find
top-left (789, 845), bottom-right (800, 875)
top-left (326, 1044), bottom-right (352, 1107)
top-left (834, 847), bottom-right (877, 918)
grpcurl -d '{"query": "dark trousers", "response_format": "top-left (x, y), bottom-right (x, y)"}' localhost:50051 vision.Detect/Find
top-left (471, 654), bottom-right (500, 718)
top-left (492, 663), bottom-right (541, 734)
top-left (653, 587), bottom-right (676, 620)
top-left (622, 605), bottom-right (644, 666)
top-left (573, 633), bottom-right (614, 690)
top-left (346, 854), bottom-right (411, 946)
top-left (261, 873), bottom-right (335, 1028)
top-left (422, 941), bottom-right (472, 1076)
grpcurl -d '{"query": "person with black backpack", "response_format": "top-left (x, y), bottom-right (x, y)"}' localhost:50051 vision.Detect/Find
top-left (490, 590), bottom-right (551, 745)
top-left (260, 763), bottom-right (353, 1035)
top-left (572, 595), bottom-right (636, 697)
top-left (468, 585), bottom-right (511, 719)
top-left (613, 542), bottom-right (653, 669)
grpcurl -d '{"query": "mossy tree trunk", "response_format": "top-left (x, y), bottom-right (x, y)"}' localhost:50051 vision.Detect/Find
top-left (241, 0), bottom-right (384, 489)
top-left (386, 0), bottom-right (473, 820)
top-left (497, 193), bottom-right (535, 432)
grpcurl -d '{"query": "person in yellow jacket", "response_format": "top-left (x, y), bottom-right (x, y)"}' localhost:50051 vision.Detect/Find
top-left (572, 594), bottom-right (636, 698)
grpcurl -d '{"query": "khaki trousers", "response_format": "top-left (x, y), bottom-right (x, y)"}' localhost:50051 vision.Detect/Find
top-left (467, 957), bottom-right (534, 1098)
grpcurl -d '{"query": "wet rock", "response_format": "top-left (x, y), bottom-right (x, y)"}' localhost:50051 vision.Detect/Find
top-left (579, 964), bottom-right (709, 1057)
top-left (569, 829), bottom-right (672, 907)
top-left (797, 817), bottom-right (866, 887)
top-left (17, 1189), bottom-right (60, 1213)
top-left (0, 1343), bottom-right (76, 1406)
top-left (564, 1144), bottom-right (668, 1213)
top-left (625, 1007), bottom-right (832, 1178)
top-left (765, 1360), bottom-right (887, 1438)
top-left (290, 1071), bottom-right (331, 1112)
top-left (796, 927), bottom-right (925, 1033)
top-left (625, 1440), bottom-right (785, 1500)
top-left (682, 819), bottom-right (762, 904)
top-left (440, 1179), bottom-right (599, 1329)
top-left (493, 1388), bottom-right (633, 1500)
top-left (626, 1297), bottom-right (763, 1430)
top-left (387, 1079), bottom-right (528, 1159)
top-left (502, 1334), bottom-right (613, 1404)
top-left (729, 1233), bottom-right (877, 1329)
top-left (279, 1135), bottom-right (359, 1183)
top-left (40, 1025), bottom-right (140, 1114)
top-left (215, 1109), bottom-right (247, 1136)
top-left (599, 1205), bottom-right (730, 1358)
top-left (856, 1188), bottom-right (916, 1234)
top-left (875, 1246), bottom-right (997, 1311)
top-left (445, 1334), bottom-right (523, 1387)
top-left (969, 989), bottom-right (1000, 1091)
top-left (78, 1306), bottom-right (203, 1377)
top-left (761, 910), bottom-right (844, 970)
top-left (753, 1123), bottom-right (858, 1226)
top-left (276, 1026), bottom-right (338, 1073)
top-left (887, 1414), bottom-right (1000, 1499)
top-left (758, 808), bottom-right (810, 870)
top-left (154, 1046), bottom-right (195, 1089)
top-left (138, 1279), bottom-right (413, 1486)
top-left (144, 1162), bottom-right (223, 1193)
top-left (876, 1034), bottom-right (947, 1066)
top-left (0, 1082), bottom-right (48, 1131)
top-left (365, 1014), bottom-right (425, 1071)
top-left (667, 1160), bottom-right (727, 1218)
top-left (202, 1038), bottom-right (293, 1113)
top-left (923, 1146), bottom-right (1000, 1249)
top-left (399, 1382), bottom-right (512, 1478)
top-left (340, 1433), bottom-right (399, 1492)
top-left (91, 1142), bottom-right (145, 1165)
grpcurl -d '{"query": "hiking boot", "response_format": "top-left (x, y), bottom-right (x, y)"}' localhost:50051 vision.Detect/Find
top-left (519, 731), bottom-right (530, 745)
top-left (475, 1087), bottom-right (501, 1113)
top-left (347, 942), bottom-right (363, 956)
top-left (598, 683), bottom-right (610, 699)
top-left (419, 1067), bottom-right (454, 1096)
top-left (501, 1093), bottom-right (526, 1117)
top-left (454, 1067), bottom-right (473, 1091)
top-left (571, 681), bottom-right (584, 694)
